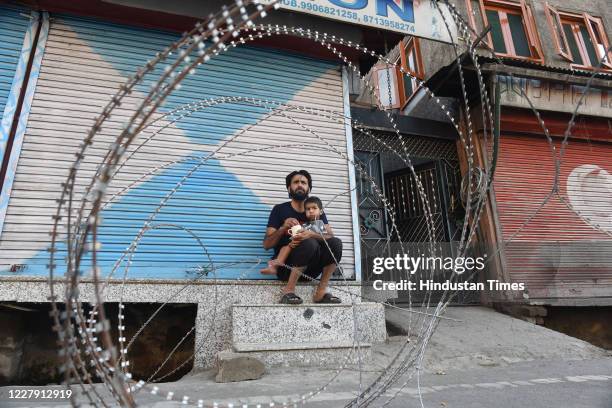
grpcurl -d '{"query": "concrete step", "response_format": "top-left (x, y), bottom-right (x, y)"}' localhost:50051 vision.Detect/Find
top-left (236, 344), bottom-right (373, 368)
top-left (231, 303), bottom-right (386, 348)
top-left (234, 340), bottom-right (370, 352)
top-left (232, 303), bottom-right (355, 347)
top-left (229, 302), bottom-right (385, 367)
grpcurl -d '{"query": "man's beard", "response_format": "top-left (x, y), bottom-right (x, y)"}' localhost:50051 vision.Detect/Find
top-left (289, 188), bottom-right (308, 201)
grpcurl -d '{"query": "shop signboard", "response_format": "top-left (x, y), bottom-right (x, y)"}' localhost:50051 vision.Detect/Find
top-left (262, 0), bottom-right (457, 43)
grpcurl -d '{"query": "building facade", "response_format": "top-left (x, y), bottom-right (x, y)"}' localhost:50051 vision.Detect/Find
top-left (0, 0), bottom-right (409, 374)
top-left (0, 3), bottom-right (360, 280)
top-left (377, 0), bottom-right (612, 307)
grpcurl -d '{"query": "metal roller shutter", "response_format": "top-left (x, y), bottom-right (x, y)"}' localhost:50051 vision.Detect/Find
top-left (0, 6), bottom-right (30, 119)
top-left (0, 14), bottom-right (355, 279)
top-left (0, 6), bottom-right (30, 156)
top-left (493, 134), bottom-right (612, 300)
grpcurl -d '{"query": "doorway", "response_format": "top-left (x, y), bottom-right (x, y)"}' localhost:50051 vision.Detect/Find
top-left (354, 130), bottom-right (480, 304)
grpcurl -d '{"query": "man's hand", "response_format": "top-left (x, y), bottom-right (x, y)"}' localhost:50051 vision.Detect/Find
top-left (282, 218), bottom-right (300, 232)
top-left (289, 230), bottom-right (316, 247)
top-left (263, 218), bottom-right (301, 250)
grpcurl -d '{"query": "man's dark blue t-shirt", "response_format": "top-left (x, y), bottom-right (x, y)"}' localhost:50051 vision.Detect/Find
top-left (267, 201), bottom-right (329, 256)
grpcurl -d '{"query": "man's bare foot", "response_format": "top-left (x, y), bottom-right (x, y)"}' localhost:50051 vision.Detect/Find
top-left (260, 260), bottom-right (279, 275)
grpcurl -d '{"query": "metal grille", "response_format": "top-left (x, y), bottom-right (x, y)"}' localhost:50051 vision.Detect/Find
top-left (353, 129), bottom-right (458, 160)
top-left (355, 151), bottom-right (391, 282)
top-left (385, 164), bottom-right (446, 242)
top-left (354, 131), bottom-right (479, 305)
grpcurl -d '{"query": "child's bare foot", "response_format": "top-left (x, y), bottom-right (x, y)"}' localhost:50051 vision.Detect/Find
top-left (260, 260), bottom-right (279, 275)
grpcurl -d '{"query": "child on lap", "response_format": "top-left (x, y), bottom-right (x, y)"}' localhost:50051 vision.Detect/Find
top-left (261, 196), bottom-right (327, 275)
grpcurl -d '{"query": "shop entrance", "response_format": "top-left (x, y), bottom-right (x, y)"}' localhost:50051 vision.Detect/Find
top-left (354, 130), bottom-right (480, 305)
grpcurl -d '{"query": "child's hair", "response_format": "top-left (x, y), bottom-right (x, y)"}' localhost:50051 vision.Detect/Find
top-left (304, 196), bottom-right (323, 211)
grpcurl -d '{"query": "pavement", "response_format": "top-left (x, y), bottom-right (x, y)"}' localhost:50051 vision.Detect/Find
top-left (385, 305), bottom-right (609, 373)
top-left (1, 306), bottom-right (611, 407)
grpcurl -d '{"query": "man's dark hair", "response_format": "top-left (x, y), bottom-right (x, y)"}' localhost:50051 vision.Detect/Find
top-left (285, 170), bottom-right (312, 191)
top-left (304, 196), bottom-right (323, 211)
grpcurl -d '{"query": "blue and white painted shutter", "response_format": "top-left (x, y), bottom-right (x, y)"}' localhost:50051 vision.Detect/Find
top-left (0, 14), bottom-right (355, 280)
top-left (0, 6), bottom-right (30, 136)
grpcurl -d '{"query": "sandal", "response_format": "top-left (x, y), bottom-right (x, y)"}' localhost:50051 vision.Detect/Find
top-left (314, 293), bottom-right (341, 304)
top-left (280, 292), bottom-right (303, 305)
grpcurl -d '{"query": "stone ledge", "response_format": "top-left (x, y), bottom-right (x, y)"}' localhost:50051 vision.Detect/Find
top-left (235, 347), bottom-right (373, 368)
top-left (233, 303), bottom-right (355, 307)
top-left (0, 280), bottom-right (383, 370)
top-left (0, 280), bottom-right (363, 304)
top-left (0, 276), bottom-right (361, 286)
top-left (234, 340), bottom-right (371, 352)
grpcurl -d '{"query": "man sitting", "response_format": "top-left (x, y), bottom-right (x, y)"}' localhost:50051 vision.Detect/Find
top-left (262, 170), bottom-right (342, 304)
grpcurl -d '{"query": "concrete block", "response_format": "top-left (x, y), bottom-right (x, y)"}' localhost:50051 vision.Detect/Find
top-left (232, 304), bottom-right (355, 347)
top-left (229, 302), bottom-right (385, 368)
top-left (242, 345), bottom-right (373, 368)
top-left (231, 303), bottom-right (386, 351)
top-left (215, 350), bottom-right (265, 383)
